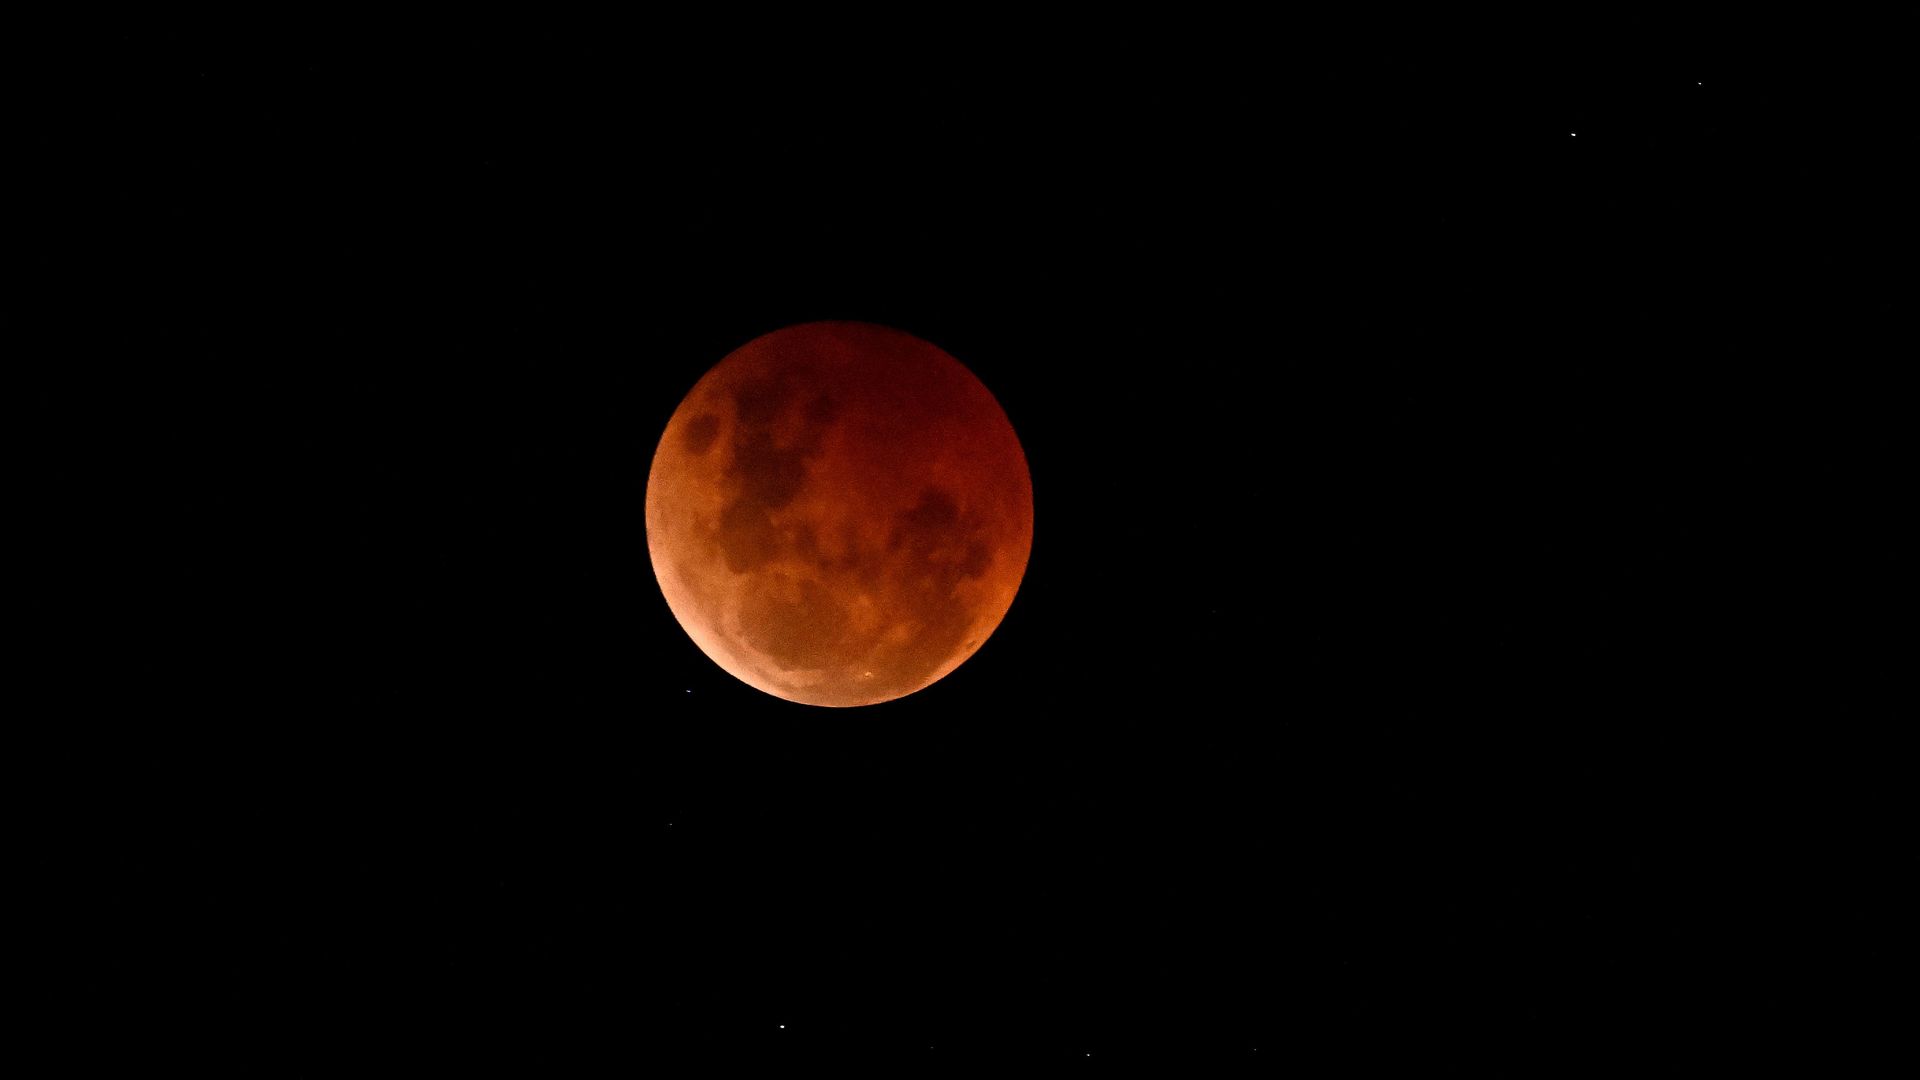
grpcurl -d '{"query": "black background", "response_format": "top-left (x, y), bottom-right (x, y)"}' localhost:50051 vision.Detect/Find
top-left (39, 20), bottom-right (1901, 1070)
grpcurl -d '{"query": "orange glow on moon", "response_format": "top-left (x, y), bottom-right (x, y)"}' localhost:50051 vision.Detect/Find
top-left (645, 322), bottom-right (1034, 707)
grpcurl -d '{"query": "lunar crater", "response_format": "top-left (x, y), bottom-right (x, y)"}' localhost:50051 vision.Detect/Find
top-left (681, 414), bottom-right (721, 455)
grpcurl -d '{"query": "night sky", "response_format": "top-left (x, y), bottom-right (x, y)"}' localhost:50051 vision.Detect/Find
top-left (46, 23), bottom-right (1899, 1070)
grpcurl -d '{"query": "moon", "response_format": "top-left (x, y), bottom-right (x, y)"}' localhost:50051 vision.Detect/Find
top-left (646, 322), bottom-right (1034, 707)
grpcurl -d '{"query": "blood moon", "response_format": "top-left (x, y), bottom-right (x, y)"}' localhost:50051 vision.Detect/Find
top-left (646, 322), bottom-right (1033, 707)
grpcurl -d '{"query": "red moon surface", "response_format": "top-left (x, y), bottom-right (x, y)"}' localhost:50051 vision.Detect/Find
top-left (646, 322), bottom-right (1034, 707)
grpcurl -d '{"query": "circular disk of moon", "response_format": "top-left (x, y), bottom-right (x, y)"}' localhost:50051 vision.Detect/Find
top-left (645, 321), bottom-right (1034, 707)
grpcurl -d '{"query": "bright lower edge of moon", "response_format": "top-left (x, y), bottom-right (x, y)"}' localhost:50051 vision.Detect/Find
top-left (645, 321), bottom-right (1034, 707)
